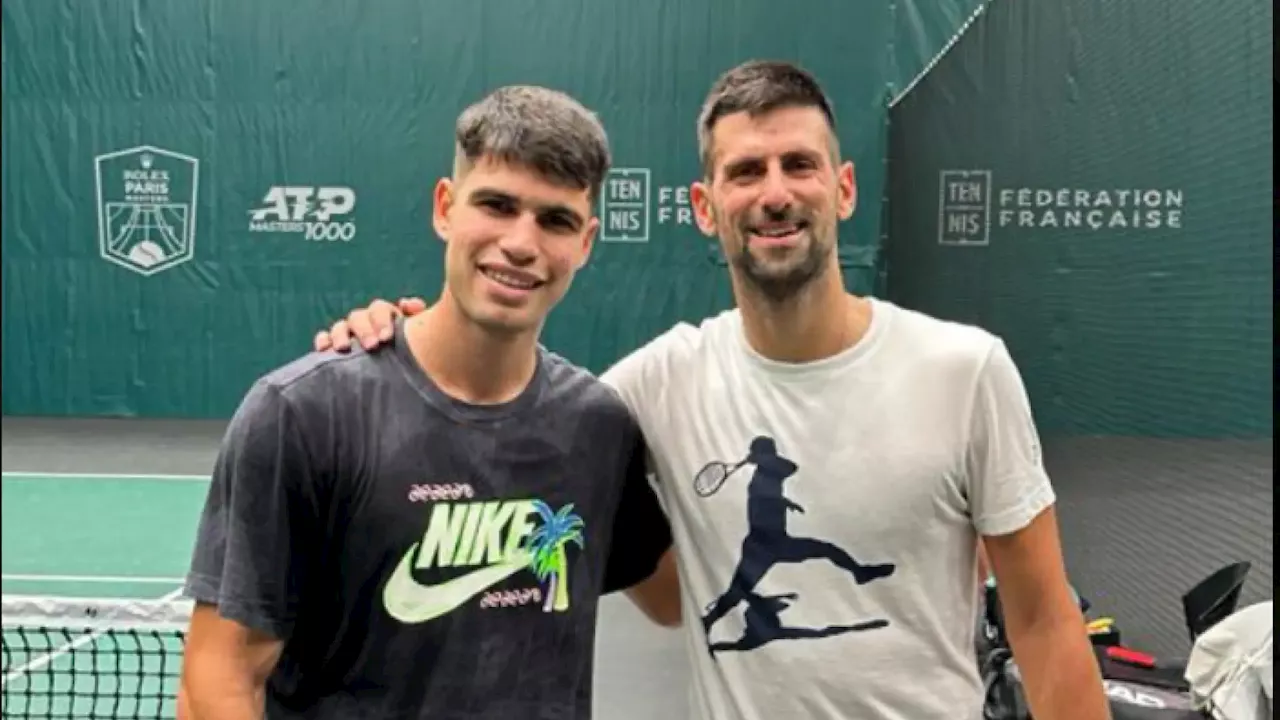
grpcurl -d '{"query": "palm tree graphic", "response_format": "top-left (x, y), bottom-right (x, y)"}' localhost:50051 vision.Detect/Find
top-left (526, 501), bottom-right (585, 613)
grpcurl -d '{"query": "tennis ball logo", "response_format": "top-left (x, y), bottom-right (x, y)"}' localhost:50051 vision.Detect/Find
top-left (127, 241), bottom-right (170, 268)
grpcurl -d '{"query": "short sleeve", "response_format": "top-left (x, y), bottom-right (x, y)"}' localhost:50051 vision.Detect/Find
top-left (965, 340), bottom-right (1057, 537)
top-left (601, 431), bottom-right (673, 594)
top-left (183, 379), bottom-right (324, 640)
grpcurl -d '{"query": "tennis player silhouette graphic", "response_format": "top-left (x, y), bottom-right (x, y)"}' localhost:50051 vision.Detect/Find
top-left (698, 436), bottom-right (897, 657)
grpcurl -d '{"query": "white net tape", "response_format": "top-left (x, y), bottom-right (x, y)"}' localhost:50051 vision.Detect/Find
top-left (1, 595), bottom-right (192, 631)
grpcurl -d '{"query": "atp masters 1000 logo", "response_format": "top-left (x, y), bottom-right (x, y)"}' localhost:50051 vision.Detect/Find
top-left (94, 145), bottom-right (200, 277)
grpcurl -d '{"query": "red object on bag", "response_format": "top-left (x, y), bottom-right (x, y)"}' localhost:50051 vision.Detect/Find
top-left (1105, 645), bottom-right (1157, 668)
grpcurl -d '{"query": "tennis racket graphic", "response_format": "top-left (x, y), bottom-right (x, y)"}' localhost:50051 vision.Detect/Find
top-left (693, 457), bottom-right (749, 497)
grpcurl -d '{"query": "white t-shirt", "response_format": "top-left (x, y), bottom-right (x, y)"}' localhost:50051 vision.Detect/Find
top-left (601, 297), bottom-right (1055, 720)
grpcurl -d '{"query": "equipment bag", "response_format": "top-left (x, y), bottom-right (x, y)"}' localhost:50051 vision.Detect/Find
top-left (982, 649), bottom-right (1209, 720)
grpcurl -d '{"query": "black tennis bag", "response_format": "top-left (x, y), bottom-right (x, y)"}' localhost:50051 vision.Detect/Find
top-left (979, 562), bottom-right (1252, 720)
top-left (982, 646), bottom-right (1207, 720)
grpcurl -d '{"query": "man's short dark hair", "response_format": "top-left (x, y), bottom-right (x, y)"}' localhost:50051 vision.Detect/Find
top-left (697, 60), bottom-right (839, 177)
top-left (454, 85), bottom-right (612, 205)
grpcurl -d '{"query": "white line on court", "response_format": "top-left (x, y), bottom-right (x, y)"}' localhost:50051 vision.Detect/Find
top-left (2, 573), bottom-right (187, 585)
top-left (1, 588), bottom-right (186, 687)
top-left (1, 471), bottom-right (209, 482)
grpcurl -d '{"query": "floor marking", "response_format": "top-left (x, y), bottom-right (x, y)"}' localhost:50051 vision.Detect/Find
top-left (1, 471), bottom-right (209, 482)
top-left (2, 574), bottom-right (186, 585)
top-left (1, 588), bottom-right (185, 687)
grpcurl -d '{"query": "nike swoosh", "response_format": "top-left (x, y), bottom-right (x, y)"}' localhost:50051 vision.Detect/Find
top-left (382, 542), bottom-right (533, 624)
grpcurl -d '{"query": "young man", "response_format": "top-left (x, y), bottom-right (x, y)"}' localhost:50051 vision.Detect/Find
top-left (311, 62), bottom-right (1110, 719)
top-left (179, 85), bottom-right (679, 720)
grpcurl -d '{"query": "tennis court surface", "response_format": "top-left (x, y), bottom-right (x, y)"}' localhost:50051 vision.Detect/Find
top-left (1, 472), bottom-right (208, 719)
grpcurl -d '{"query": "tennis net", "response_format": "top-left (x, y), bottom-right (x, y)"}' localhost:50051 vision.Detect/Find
top-left (1, 595), bottom-right (191, 719)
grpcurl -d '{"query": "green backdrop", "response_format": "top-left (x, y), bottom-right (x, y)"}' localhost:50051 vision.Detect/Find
top-left (1, 0), bottom-right (984, 418)
top-left (884, 0), bottom-right (1272, 657)
top-left (885, 0), bottom-right (1272, 438)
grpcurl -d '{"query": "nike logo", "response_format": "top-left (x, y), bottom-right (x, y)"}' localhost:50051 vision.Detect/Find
top-left (382, 542), bottom-right (534, 624)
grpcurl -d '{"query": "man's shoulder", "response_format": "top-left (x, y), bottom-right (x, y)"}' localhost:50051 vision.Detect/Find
top-left (538, 348), bottom-right (638, 428)
top-left (248, 346), bottom-right (396, 411)
top-left (651, 307), bottom-right (741, 355)
top-left (877, 299), bottom-right (1004, 366)
top-left (601, 308), bottom-right (740, 384)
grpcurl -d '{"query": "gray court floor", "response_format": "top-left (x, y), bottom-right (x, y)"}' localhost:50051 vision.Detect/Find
top-left (1, 417), bottom-right (692, 720)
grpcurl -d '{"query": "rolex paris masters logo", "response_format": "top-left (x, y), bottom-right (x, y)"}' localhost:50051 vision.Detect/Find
top-left (94, 145), bottom-right (200, 276)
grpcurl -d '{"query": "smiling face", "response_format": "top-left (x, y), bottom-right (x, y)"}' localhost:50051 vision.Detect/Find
top-left (689, 62), bottom-right (856, 304)
top-left (433, 157), bottom-right (597, 335)
top-left (430, 85), bottom-right (610, 337)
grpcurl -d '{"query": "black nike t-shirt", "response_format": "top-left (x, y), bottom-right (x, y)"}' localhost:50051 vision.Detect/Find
top-left (184, 323), bottom-right (672, 719)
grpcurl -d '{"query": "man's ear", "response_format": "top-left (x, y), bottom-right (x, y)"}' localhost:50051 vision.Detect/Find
top-left (432, 178), bottom-right (455, 241)
top-left (690, 181), bottom-right (718, 237)
top-left (836, 161), bottom-right (857, 220)
top-left (576, 216), bottom-right (600, 270)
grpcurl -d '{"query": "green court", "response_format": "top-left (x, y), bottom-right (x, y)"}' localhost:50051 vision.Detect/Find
top-left (1, 472), bottom-right (209, 718)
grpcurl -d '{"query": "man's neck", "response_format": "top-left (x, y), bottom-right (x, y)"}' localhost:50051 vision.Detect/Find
top-left (404, 295), bottom-right (540, 405)
top-left (733, 264), bottom-right (872, 364)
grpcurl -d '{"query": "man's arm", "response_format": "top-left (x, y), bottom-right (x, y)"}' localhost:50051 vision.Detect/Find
top-left (602, 433), bottom-right (681, 627)
top-left (180, 379), bottom-right (323, 719)
top-left (966, 340), bottom-right (1109, 720)
top-left (180, 606), bottom-right (284, 718)
top-left (984, 509), bottom-right (1107, 719)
